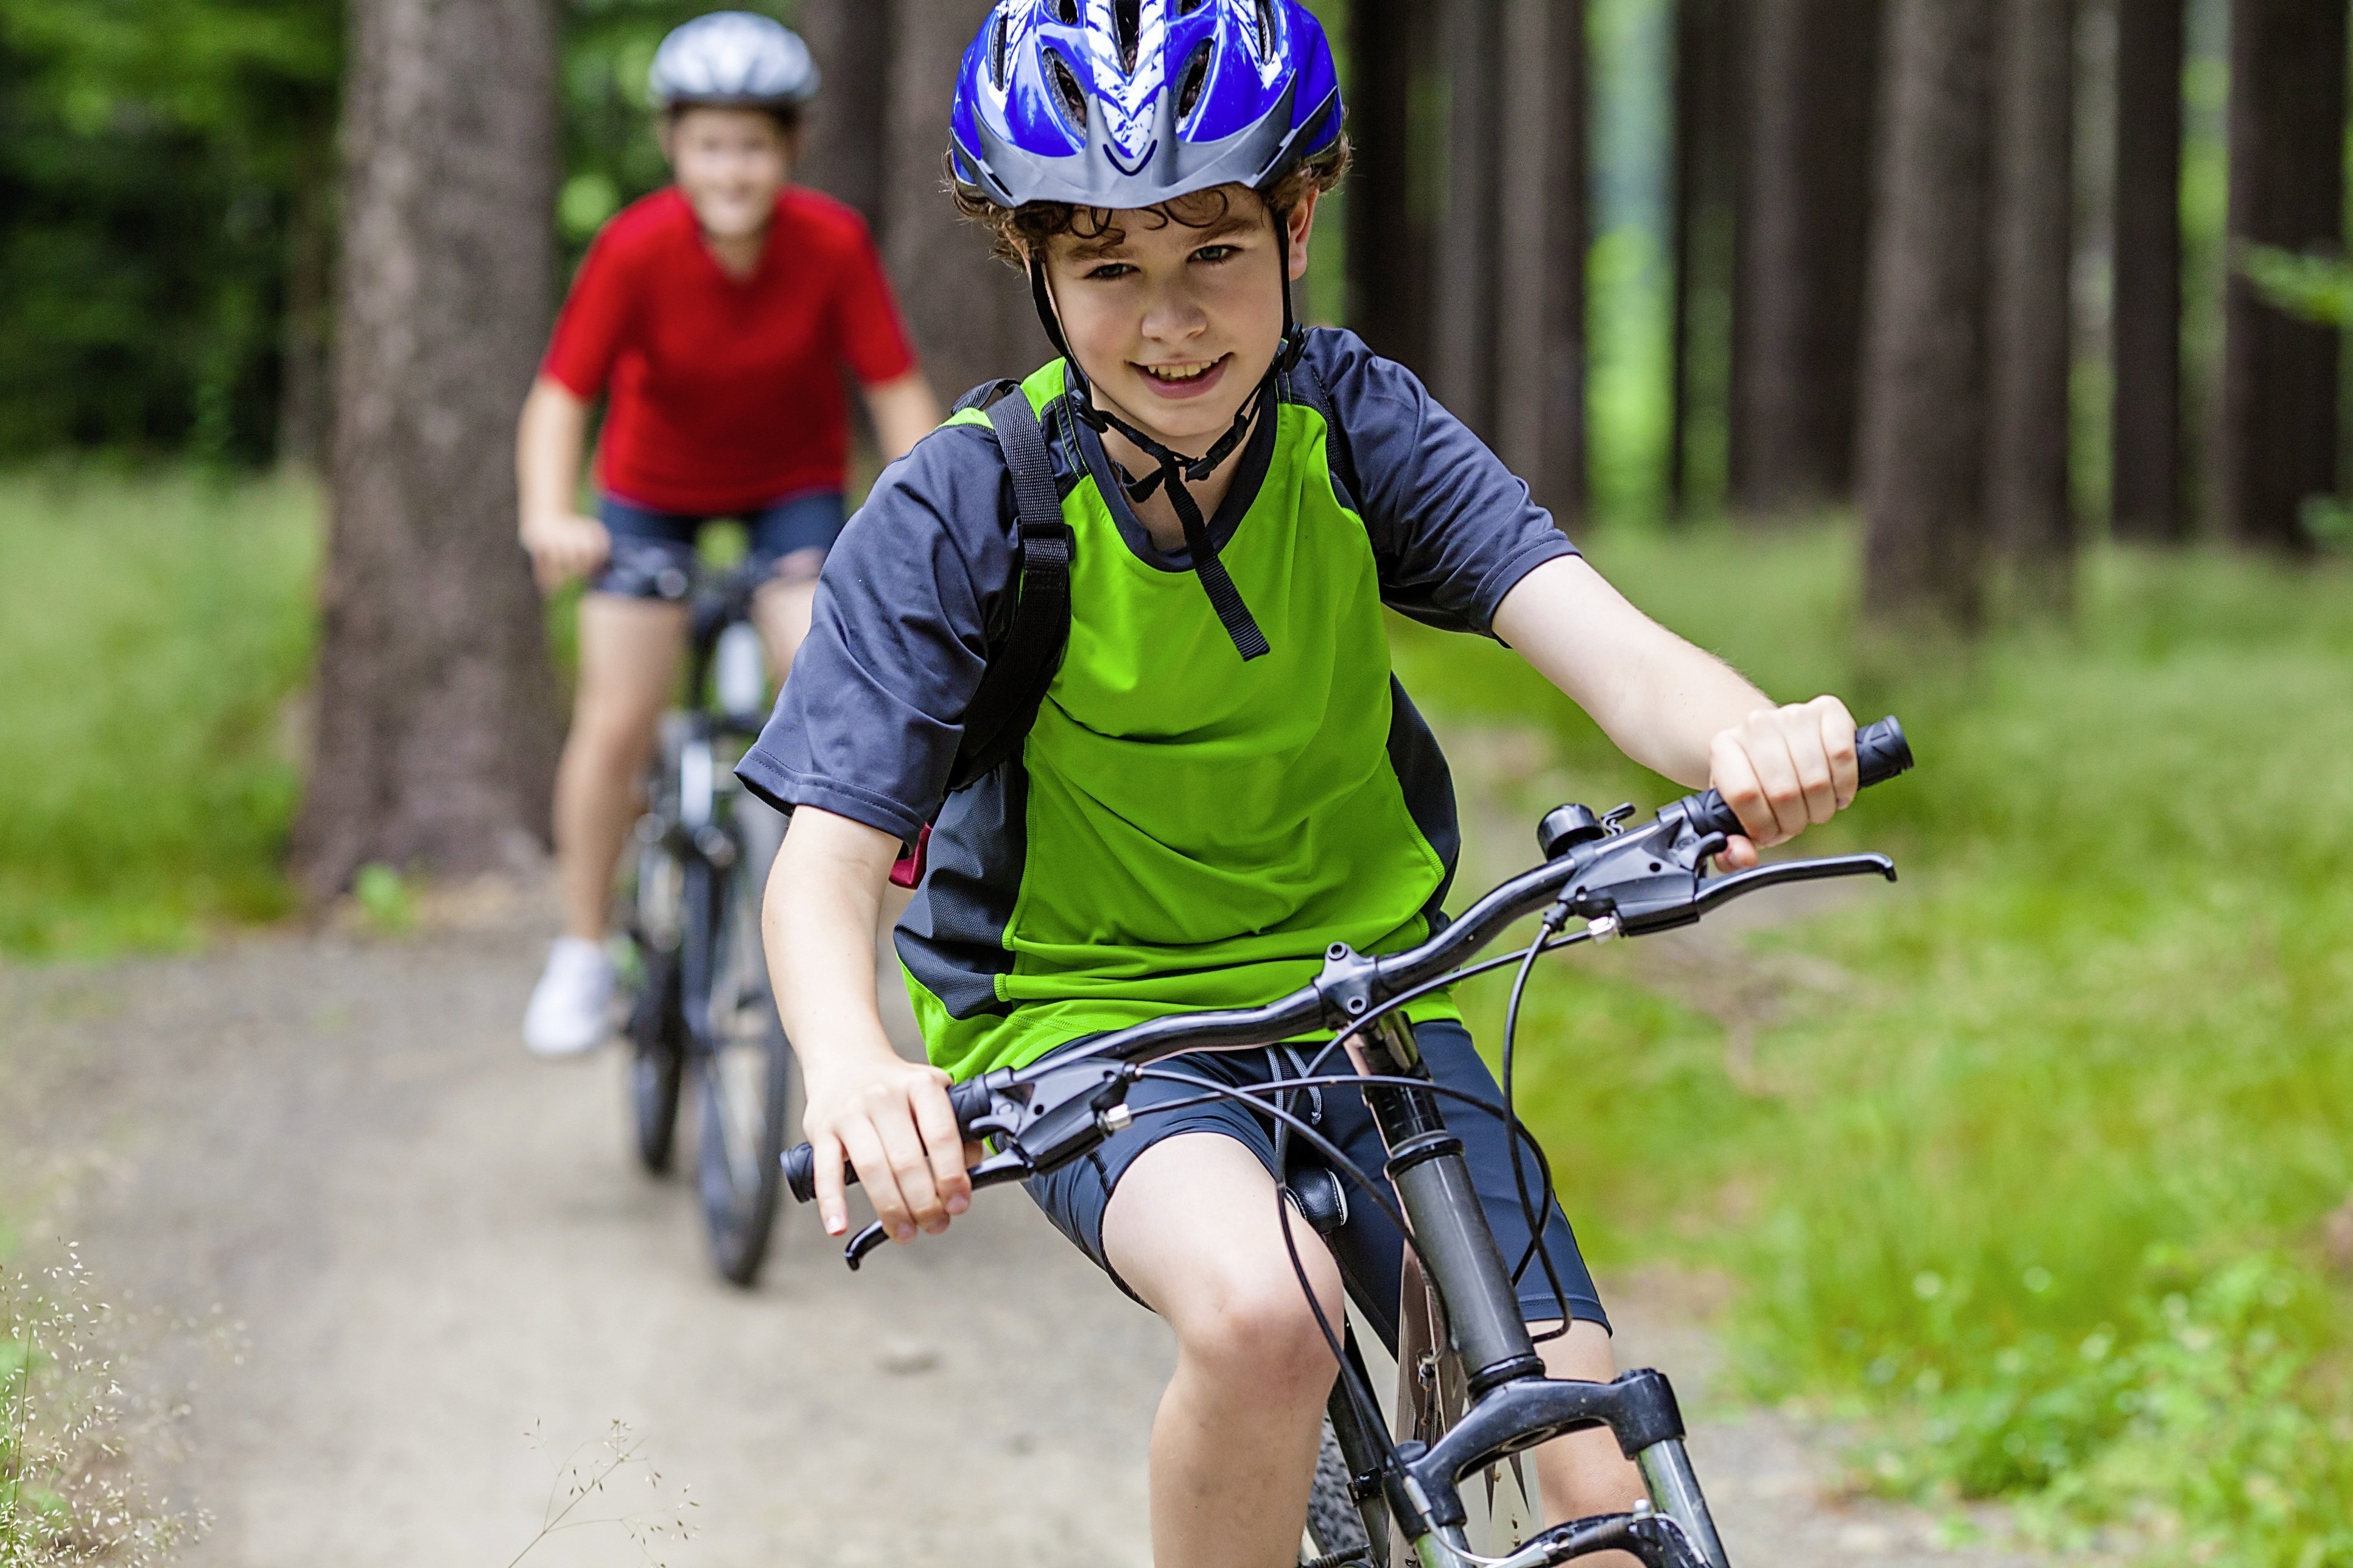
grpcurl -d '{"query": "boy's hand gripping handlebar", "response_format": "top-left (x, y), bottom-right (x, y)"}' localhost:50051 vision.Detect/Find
top-left (785, 716), bottom-right (1914, 1268)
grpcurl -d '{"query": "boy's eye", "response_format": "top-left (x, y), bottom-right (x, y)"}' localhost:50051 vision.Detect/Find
top-left (1082, 261), bottom-right (1137, 281)
top-left (1193, 244), bottom-right (1240, 264)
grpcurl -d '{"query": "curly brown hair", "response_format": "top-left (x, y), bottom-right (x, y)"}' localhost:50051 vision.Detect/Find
top-left (950, 134), bottom-right (1352, 268)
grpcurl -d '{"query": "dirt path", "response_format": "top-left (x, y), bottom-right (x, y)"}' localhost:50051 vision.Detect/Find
top-left (1, 884), bottom-right (2043, 1567)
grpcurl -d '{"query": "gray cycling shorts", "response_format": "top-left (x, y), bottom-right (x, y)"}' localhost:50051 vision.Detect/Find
top-left (1022, 1018), bottom-right (1608, 1352)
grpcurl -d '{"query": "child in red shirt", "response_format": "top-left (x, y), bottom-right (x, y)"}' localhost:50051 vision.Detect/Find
top-left (517, 12), bottom-right (940, 1057)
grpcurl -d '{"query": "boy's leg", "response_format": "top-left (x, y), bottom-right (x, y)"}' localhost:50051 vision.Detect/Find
top-left (1101, 1132), bottom-right (1346, 1568)
top-left (747, 491), bottom-right (846, 683)
top-left (553, 592), bottom-right (687, 940)
top-left (1530, 1320), bottom-right (1649, 1553)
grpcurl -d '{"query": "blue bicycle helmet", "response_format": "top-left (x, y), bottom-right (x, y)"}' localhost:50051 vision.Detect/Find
top-left (950, 1), bottom-right (1345, 668)
top-left (950, 0), bottom-right (1342, 211)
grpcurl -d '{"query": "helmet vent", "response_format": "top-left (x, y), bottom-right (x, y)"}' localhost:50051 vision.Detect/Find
top-left (1253, 0), bottom-right (1277, 55)
top-left (1114, 0), bottom-right (1141, 73)
top-left (1176, 41), bottom-right (1212, 121)
top-left (989, 13), bottom-right (1010, 89)
top-left (1044, 47), bottom-right (1090, 130)
top-left (1177, 0), bottom-right (1207, 13)
top-left (1047, 0), bottom-right (1078, 24)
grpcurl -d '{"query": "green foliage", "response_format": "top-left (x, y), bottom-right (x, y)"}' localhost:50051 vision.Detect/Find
top-left (1393, 524), bottom-right (2353, 1561)
top-left (0, 0), bottom-right (340, 463)
top-left (352, 863), bottom-right (416, 933)
top-left (2240, 245), bottom-right (2353, 329)
top-left (0, 469), bottom-right (317, 956)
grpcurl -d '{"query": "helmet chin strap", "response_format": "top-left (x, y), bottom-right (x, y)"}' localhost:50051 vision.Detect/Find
top-left (1025, 209), bottom-right (1305, 662)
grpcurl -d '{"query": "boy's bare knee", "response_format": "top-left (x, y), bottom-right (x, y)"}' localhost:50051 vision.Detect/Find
top-left (1171, 1261), bottom-right (1337, 1401)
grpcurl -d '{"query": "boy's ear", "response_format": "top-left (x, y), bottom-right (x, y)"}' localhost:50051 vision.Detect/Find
top-left (1285, 191), bottom-right (1320, 282)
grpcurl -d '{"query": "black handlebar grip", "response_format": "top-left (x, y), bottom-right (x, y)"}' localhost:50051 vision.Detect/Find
top-left (781, 1075), bottom-right (998, 1205)
top-left (1670, 715), bottom-right (1913, 841)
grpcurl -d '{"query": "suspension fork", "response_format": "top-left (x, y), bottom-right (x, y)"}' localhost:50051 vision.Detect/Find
top-left (1356, 1015), bottom-right (1545, 1395)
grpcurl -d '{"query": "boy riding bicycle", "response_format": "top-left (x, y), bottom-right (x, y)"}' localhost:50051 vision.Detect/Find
top-left (517, 11), bottom-right (941, 1057)
top-left (745, 4), bottom-right (1864, 1563)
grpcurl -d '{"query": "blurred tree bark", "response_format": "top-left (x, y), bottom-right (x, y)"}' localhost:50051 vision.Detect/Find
top-left (2108, 0), bottom-right (2183, 542)
top-left (1731, 0), bottom-right (1882, 518)
top-left (1492, 0), bottom-right (1585, 522)
top-left (883, 0), bottom-right (1050, 402)
top-left (1347, 0), bottom-right (1434, 369)
top-left (1432, 0), bottom-right (1502, 440)
top-left (1670, 0), bottom-right (1738, 517)
top-left (1986, 0), bottom-right (2076, 611)
top-left (2220, 0), bottom-right (2346, 553)
top-left (1860, 0), bottom-right (1997, 626)
top-left (292, 0), bottom-right (564, 897)
top-left (796, 0), bottom-right (892, 229)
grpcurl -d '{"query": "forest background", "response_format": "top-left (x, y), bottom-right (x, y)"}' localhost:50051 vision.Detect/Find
top-left (3, 0), bottom-right (2352, 1563)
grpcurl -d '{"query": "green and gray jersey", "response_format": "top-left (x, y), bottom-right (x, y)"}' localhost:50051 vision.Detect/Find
top-left (738, 329), bottom-right (1576, 1080)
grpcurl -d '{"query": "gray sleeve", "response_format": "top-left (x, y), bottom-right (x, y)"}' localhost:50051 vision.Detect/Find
top-left (735, 423), bottom-right (1017, 844)
top-left (1304, 329), bottom-right (1577, 636)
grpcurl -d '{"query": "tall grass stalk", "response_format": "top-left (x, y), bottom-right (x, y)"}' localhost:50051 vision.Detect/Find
top-left (1395, 523), bottom-right (2353, 1563)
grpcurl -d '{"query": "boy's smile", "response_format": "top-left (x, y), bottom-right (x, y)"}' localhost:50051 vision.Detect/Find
top-left (1040, 189), bottom-right (1319, 461)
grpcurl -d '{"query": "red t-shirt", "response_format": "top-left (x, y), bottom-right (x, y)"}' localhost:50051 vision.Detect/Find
top-left (543, 186), bottom-right (917, 516)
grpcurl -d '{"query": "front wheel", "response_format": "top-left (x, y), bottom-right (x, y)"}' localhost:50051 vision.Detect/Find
top-left (686, 805), bottom-right (794, 1287)
top-left (1302, 1418), bottom-right (1375, 1566)
top-left (623, 833), bottom-right (688, 1174)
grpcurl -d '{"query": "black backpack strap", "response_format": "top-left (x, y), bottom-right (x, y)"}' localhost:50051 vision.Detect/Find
top-left (945, 384), bottom-right (1074, 791)
top-left (1283, 344), bottom-right (1361, 509)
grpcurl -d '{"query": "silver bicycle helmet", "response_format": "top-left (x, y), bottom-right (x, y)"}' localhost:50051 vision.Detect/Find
top-left (648, 12), bottom-right (819, 110)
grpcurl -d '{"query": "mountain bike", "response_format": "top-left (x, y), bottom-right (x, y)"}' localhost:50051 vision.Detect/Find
top-left (784, 718), bottom-right (1915, 1566)
top-left (620, 559), bottom-right (796, 1287)
top-left (779, 717), bottom-right (1913, 1558)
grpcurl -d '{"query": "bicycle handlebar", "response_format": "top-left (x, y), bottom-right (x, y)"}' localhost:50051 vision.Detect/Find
top-left (1659, 715), bottom-right (1913, 842)
top-left (784, 716), bottom-right (1913, 1213)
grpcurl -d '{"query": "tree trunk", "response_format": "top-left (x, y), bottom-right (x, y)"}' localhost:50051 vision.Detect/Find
top-left (1347, 0), bottom-right (1434, 369)
top-left (1671, 0), bottom-right (1738, 516)
top-left (1860, 0), bottom-right (1997, 626)
top-left (1492, 0), bottom-right (1586, 522)
top-left (291, 0), bottom-right (564, 897)
top-left (2109, 0), bottom-right (2183, 542)
top-left (1432, 0), bottom-right (1503, 441)
top-left (797, 0), bottom-right (893, 231)
top-left (2220, 0), bottom-right (2346, 553)
top-left (883, 0), bottom-right (1051, 404)
top-left (1987, 0), bottom-right (2076, 610)
top-left (1731, 0), bottom-right (1884, 517)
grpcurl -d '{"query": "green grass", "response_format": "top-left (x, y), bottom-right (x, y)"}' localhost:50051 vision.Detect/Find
top-left (0, 467), bottom-right (318, 956)
top-left (1394, 523), bottom-right (2353, 1563)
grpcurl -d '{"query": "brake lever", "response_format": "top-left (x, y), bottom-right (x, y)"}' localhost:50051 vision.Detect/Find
top-left (838, 1059), bottom-right (1138, 1269)
top-left (840, 1144), bottom-right (1043, 1269)
top-left (1689, 853), bottom-right (1896, 915)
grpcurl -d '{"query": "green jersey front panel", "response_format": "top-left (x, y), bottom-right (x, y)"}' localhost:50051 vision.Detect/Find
top-left (738, 330), bottom-right (1579, 1082)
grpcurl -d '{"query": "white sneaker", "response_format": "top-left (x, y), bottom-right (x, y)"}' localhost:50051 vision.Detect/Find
top-left (524, 937), bottom-right (615, 1059)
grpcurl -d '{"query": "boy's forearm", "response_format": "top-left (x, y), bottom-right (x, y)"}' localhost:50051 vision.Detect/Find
top-left (762, 806), bottom-right (903, 1077)
top-left (1492, 555), bottom-right (1769, 789)
top-left (863, 372), bottom-right (943, 464)
top-left (516, 377), bottom-right (589, 527)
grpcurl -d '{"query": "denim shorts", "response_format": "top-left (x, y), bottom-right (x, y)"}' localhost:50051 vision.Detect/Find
top-left (1022, 1019), bottom-right (1609, 1352)
top-left (588, 489), bottom-right (847, 602)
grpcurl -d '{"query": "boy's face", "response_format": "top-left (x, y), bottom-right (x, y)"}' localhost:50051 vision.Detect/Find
top-left (1039, 188), bottom-right (1318, 450)
top-left (663, 107), bottom-right (793, 240)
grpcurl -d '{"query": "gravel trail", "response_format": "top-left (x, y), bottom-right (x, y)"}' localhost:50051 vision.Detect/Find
top-left (1, 880), bottom-right (2043, 1567)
